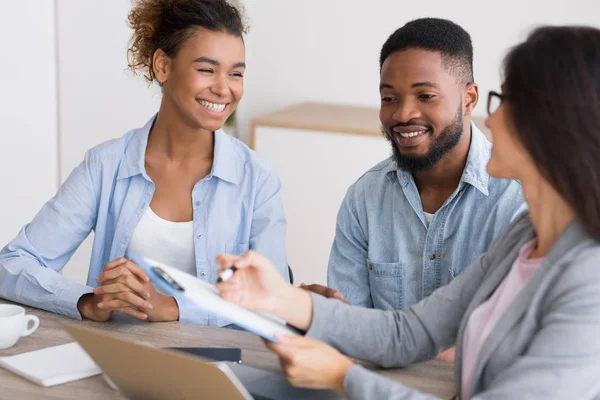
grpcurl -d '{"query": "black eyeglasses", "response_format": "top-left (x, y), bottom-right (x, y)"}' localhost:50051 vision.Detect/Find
top-left (487, 91), bottom-right (506, 116)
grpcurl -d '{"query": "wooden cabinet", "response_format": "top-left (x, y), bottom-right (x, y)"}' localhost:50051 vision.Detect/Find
top-left (251, 103), bottom-right (390, 285)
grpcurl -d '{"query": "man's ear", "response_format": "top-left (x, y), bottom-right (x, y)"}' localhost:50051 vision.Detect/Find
top-left (464, 82), bottom-right (479, 116)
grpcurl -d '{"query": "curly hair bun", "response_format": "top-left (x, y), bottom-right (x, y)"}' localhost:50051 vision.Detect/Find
top-left (127, 0), bottom-right (246, 82)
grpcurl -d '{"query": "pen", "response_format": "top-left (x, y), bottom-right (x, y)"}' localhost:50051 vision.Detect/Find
top-left (216, 266), bottom-right (238, 283)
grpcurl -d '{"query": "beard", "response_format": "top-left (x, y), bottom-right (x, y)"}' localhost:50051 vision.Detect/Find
top-left (382, 105), bottom-right (464, 172)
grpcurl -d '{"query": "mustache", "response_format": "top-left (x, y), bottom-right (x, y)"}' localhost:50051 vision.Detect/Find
top-left (391, 121), bottom-right (432, 130)
top-left (381, 121), bottom-right (432, 136)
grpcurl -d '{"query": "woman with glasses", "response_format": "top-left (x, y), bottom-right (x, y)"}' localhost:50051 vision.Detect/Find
top-left (216, 25), bottom-right (600, 399)
top-left (0, 0), bottom-right (288, 325)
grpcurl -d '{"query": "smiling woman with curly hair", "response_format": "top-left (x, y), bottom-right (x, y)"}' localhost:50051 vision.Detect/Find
top-left (0, 0), bottom-right (289, 326)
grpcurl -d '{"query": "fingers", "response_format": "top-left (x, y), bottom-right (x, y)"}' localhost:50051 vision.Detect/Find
top-left (300, 284), bottom-right (345, 301)
top-left (103, 257), bottom-right (128, 271)
top-left (97, 292), bottom-right (153, 313)
top-left (97, 260), bottom-right (149, 284)
top-left (268, 340), bottom-right (308, 388)
top-left (268, 334), bottom-right (313, 358)
top-left (217, 285), bottom-right (242, 304)
top-left (264, 338), bottom-right (278, 352)
top-left (216, 276), bottom-right (240, 293)
top-left (215, 254), bottom-right (242, 271)
top-left (217, 251), bottom-right (279, 285)
top-left (215, 275), bottom-right (247, 308)
top-left (332, 291), bottom-right (345, 300)
top-left (113, 306), bottom-right (148, 320)
top-left (265, 337), bottom-right (312, 388)
top-left (236, 250), bottom-right (266, 268)
top-left (266, 340), bottom-right (295, 361)
top-left (434, 347), bottom-right (456, 363)
top-left (300, 284), bottom-right (327, 296)
top-left (94, 275), bottom-right (151, 299)
top-left (276, 333), bottom-right (316, 348)
top-left (232, 251), bottom-right (272, 271)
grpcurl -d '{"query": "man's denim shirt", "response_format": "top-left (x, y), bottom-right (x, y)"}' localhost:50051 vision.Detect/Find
top-left (328, 123), bottom-right (526, 310)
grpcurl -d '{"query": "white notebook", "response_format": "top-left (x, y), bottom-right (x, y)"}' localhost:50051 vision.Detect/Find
top-left (0, 342), bottom-right (101, 387)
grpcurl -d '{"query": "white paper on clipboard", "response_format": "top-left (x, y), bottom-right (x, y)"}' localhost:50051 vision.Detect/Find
top-left (129, 254), bottom-right (299, 343)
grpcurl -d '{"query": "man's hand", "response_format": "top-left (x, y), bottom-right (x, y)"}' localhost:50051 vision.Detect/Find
top-left (300, 283), bottom-right (349, 304)
top-left (435, 347), bottom-right (456, 363)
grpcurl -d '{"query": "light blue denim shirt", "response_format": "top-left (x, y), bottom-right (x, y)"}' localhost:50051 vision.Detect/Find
top-left (0, 116), bottom-right (288, 325)
top-left (328, 123), bottom-right (526, 310)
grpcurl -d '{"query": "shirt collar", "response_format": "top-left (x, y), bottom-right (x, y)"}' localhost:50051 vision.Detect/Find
top-left (210, 128), bottom-right (243, 185)
top-left (116, 116), bottom-right (154, 181)
top-left (460, 122), bottom-right (491, 196)
top-left (387, 121), bottom-right (491, 196)
top-left (117, 114), bottom-right (242, 185)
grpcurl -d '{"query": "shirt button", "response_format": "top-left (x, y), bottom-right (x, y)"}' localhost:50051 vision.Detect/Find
top-left (201, 271), bottom-right (206, 277)
top-left (197, 234), bottom-right (203, 239)
top-left (368, 263), bottom-right (373, 270)
top-left (429, 254), bottom-right (436, 260)
top-left (195, 201), bottom-right (201, 206)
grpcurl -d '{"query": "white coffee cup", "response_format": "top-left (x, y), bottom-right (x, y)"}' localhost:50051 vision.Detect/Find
top-left (0, 305), bottom-right (40, 350)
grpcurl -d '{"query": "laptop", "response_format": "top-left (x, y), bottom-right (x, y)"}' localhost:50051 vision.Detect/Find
top-left (61, 322), bottom-right (342, 400)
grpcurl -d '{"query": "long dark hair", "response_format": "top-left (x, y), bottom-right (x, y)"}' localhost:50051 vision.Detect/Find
top-left (503, 26), bottom-right (600, 240)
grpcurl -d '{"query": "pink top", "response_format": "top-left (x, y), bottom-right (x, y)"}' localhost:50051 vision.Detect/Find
top-left (461, 240), bottom-right (544, 400)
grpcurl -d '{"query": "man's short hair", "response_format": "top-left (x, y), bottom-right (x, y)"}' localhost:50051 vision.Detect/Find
top-left (380, 18), bottom-right (474, 85)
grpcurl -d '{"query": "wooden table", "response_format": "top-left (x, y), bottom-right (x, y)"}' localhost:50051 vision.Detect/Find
top-left (0, 300), bottom-right (456, 399)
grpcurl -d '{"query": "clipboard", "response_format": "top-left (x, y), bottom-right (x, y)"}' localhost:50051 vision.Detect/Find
top-left (127, 253), bottom-right (299, 343)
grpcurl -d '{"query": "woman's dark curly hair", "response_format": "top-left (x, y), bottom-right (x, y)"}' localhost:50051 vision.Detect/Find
top-left (127, 0), bottom-right (246, 82)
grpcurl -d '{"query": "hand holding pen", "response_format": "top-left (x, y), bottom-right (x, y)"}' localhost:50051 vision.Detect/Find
top-left (215, 251), bottom-right (314, 335)
top-left (216, 266), bottom-right (238, 283)
top-left (215, 251), bottom-right (290, 315)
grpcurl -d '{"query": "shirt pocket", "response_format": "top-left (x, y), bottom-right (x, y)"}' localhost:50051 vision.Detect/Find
top-left (367, 259), bottom-right (404, 310)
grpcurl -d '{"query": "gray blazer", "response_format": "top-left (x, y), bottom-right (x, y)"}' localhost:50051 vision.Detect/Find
top-left (307, 213), bottom-right (600, 399)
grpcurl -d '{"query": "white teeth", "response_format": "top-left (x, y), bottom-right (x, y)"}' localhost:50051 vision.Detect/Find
top-left (198, 100), bottom-right (226, 112)
top-left (400, 130), bottom-right (426, 138)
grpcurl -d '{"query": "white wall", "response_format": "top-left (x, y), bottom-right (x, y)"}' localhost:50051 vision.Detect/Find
top-left (56, 0), bottom-right (162, 179)
top-left (56, 0), bottom-right (161, 282)
top-left (0, 1), bottom-right (58, 246)
top-left (236, 0), bottom-right (600, 143)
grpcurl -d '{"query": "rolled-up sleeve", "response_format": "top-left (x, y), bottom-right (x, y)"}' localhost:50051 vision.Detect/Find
top-left (0, 151), bottom-right (98, 318)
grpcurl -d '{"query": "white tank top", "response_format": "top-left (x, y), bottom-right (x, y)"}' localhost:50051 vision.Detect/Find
top-left (127, 207), bottom-right (196, 276)
top-left (424, 212), bottom-right (434, 224)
